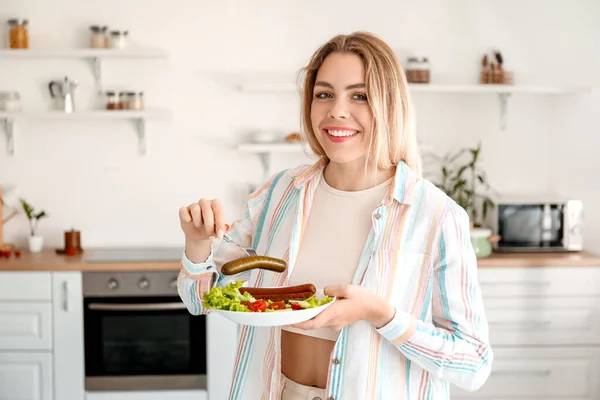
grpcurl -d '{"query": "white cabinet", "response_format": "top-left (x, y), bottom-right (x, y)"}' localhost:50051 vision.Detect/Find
top-left (458, 266), bottom-right (600, 399)
top-left (0, 303), bottom-right (52, 350)
top-left (0, 271), bottom-right (84, 400)
top-left (52, 272), bottom-right (85, 400)
top-left (0, 350), bottom-right (53, 400)
top-left (0, 272), bottom-right (52, 300)
top-left (451, 348), bottom-right (600, 399)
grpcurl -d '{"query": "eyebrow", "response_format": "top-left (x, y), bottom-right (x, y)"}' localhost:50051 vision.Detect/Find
top-left (314, 81), bottom-right (365, 90)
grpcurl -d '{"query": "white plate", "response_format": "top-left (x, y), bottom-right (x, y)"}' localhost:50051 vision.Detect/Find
top-left (209, 289), bottom-right (336, 327)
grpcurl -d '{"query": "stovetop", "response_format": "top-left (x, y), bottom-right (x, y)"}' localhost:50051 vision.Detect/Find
top-left (83, 247), bottom-right (184, 263)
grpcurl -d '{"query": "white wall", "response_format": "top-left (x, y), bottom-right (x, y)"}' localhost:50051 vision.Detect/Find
top-left (1, 0), bottom-right (599, 252)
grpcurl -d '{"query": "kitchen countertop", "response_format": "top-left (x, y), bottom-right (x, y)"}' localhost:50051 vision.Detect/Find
top-left (1, 248), bottom-right (600, 271)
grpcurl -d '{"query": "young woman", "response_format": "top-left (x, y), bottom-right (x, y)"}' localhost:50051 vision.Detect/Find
top-left (178, 31), bottom-right (492, 400)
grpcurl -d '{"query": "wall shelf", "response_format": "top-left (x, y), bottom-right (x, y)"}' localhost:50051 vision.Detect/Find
top-left (0, 48), bottom-right (168, 93)
top-left (0, 109), bottom-right (171, 156)
top-left (237, 141), bottom-right (433, 181)
top-left (203, 71), bottom-right (589, 131)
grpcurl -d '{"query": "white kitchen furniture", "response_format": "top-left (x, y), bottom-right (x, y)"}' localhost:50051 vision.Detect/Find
top-left (451, 266), bottom-right (600, 399)
top-left (1, 265), bottom-right (598, 400)
top-left (0, 269), bottom-right (225, 400)
top-left (0, 271), bottom-right (84, 400)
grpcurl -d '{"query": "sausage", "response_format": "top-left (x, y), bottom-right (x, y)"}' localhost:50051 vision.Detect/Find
top-left (240, 284), bottom-right (316, 296)
top-left (240, 284), bottom-right (316, 301)
top-left (246, 291), bottom-right (315, 300)
top-left (221, 255), bottom-right (287, 276)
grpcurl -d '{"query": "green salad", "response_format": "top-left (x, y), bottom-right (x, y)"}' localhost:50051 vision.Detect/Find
top-left (203, 281), bottom-right (334, 313)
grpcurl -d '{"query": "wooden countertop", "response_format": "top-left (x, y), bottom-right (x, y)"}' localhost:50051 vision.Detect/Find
top-left (1, 248), bottom-right (600, 272)
top-left (0, 249), bottom-right (181, 272)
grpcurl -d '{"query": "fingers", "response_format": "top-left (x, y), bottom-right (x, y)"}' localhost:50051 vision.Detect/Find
top-left (324, 284), bottom-right (351, 298)
top-left (178, 206), bottom-right (192, 223)
top-left (211, 199), bottom-right (226, 239)
top-left (189, 202), bottom-right (203, 228)
top-left (198, 199), bottom-right (215, 238)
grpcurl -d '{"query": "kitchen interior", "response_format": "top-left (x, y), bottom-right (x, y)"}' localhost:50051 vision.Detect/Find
top-left (1, 1), bottom-right (600, 400)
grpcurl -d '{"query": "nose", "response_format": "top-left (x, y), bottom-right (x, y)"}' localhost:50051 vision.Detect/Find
top-left (326, 97), bottom-right (350, 119)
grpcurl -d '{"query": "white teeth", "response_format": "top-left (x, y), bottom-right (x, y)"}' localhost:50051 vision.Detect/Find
top-left (326, 129), bottom-right (358, 137)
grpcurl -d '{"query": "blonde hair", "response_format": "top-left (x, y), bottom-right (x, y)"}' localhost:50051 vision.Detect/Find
top-left (298, 31), bottom-right (422, 175)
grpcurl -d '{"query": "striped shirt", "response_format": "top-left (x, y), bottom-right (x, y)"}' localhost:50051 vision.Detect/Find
top-left (178, 158), bottom-right (493, 400)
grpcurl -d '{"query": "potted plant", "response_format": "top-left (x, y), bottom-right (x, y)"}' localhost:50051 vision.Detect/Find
top-left (429, 142), bottom-right (499, 257)
top-left (20, 199), bottom-right (48, 253)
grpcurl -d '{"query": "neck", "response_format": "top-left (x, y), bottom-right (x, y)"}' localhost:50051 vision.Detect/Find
top-left (323, 158), bottom-right (394, 191)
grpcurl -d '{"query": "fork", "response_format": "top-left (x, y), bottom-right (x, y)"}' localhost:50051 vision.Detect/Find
top-left (222, 233), bottom-right (257, 257)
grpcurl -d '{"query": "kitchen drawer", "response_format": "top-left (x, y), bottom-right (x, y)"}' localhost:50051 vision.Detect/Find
top-left (451, 347), bottom-right (600, 399)
top-left (0, 303), bottom-right (52, 350)
top-left (0, 272), bottom-right (52, 301)
top-left (485, 297), bottom-right (600, 346)
top-left (0, 352), bottom-right (53, 400)
top-left (477, 267), bottom-right (600, 298)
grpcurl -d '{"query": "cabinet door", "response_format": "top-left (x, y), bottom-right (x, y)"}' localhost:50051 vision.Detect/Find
top-left (450, 347), bottom-right (600, 399)
top-left (0, 352), bottom-right (53, 400)
top-left (52, 272), bottom-right (85, 400)
top-left (0, 303), bottom-right (52, 350)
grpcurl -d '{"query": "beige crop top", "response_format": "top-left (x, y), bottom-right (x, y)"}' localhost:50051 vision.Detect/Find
top-left (282, 175), bottom-right (392, 341)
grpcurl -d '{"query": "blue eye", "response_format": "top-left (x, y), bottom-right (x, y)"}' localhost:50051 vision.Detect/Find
top-left (315, 92), bottom-right (332, 99)
top-left (353, 93), bottom-right (368, 101)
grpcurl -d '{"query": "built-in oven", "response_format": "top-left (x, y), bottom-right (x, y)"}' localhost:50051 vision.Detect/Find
top-left (82, 271), bottom-right (207, 392)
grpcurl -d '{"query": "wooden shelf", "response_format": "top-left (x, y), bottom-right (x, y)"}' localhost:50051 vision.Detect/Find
top-left (0, 109), bottom-right (171, 156)
top-left (1, 48), bottom-right (168, 93)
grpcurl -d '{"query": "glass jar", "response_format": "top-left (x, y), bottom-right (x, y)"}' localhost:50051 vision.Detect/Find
top-left (108, 30), bottom-right (129, 49)
top-left (118, 92), bottom-right (128, 109)
top-left (105, 91), bottom-right (119, 110)
top-left (8, 19), bottom-right (29, 49)
top-left (125, 91), bottom-right (144, 110)
top-left (0, 92), bottom-right (21, 111)
top-left (90, 25), bottom-right (108, 49)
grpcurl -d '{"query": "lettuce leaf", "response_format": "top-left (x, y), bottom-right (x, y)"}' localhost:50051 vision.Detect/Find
top-left (202, 281), bottom-right (255, 312)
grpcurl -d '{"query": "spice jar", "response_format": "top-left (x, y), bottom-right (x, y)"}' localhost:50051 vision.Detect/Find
top-left (0, 92), bottom-right (21, 111)
top-left (125, 92), bottom-right (144, 110)
top-left (108, 30), bottom-right (129, 49)
top-left (105, 91), bottom-right (120, 110)
top-left (7, 19), bottom-right (29, 49)
top-left (90, 25), bottom-right (108, 49)
top-left (118, 92), bottom-right (128, 109)
top-left (405, 57), bottom-right (430, 84)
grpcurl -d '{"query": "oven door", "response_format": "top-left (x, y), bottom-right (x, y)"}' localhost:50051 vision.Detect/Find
top-left (83, 295), bottom-right (207, 391)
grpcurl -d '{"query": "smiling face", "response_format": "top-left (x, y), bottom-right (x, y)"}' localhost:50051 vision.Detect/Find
top-left (310, 52), bottom-right (373, 167)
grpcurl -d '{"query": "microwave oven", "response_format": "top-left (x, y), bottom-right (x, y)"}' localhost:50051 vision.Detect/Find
top-left (494, 197), bottom-right (583, 252)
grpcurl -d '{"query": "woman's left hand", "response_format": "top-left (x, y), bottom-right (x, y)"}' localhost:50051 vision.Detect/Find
top-left (291, 284), bottom-right (396, 331)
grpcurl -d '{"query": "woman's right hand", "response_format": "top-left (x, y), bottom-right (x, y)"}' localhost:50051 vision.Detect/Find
top-left (179, 199), bottom-right (227, 242)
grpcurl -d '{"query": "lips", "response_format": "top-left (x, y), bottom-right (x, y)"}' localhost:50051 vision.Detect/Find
top-left (323, 127), bottom-right (359, 143)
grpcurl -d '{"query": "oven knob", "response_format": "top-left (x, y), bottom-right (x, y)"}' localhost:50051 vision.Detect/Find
top-left (107, 278), bottom-right (119, 290)
top-left (138, 277), bottom-right (150, 290)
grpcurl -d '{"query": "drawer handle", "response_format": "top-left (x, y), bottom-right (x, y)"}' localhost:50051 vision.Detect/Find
top-left (63, 281), bottom-right (70, 312)
top-left (493, 369), bottom-right (551, 377)
top-left (481, 281), bottom-right (551, 287)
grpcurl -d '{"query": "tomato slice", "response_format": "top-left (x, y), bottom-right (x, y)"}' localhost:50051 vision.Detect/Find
top-left (268, 301), bottom-right (286, 310)
top-left (248, 300), bottom-right (267, 312)
top-left (290, 303), bottom-right (303, 311)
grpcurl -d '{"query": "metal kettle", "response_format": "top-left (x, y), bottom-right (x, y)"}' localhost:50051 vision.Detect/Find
top-left (48, 76), bottom-right (78, 113)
